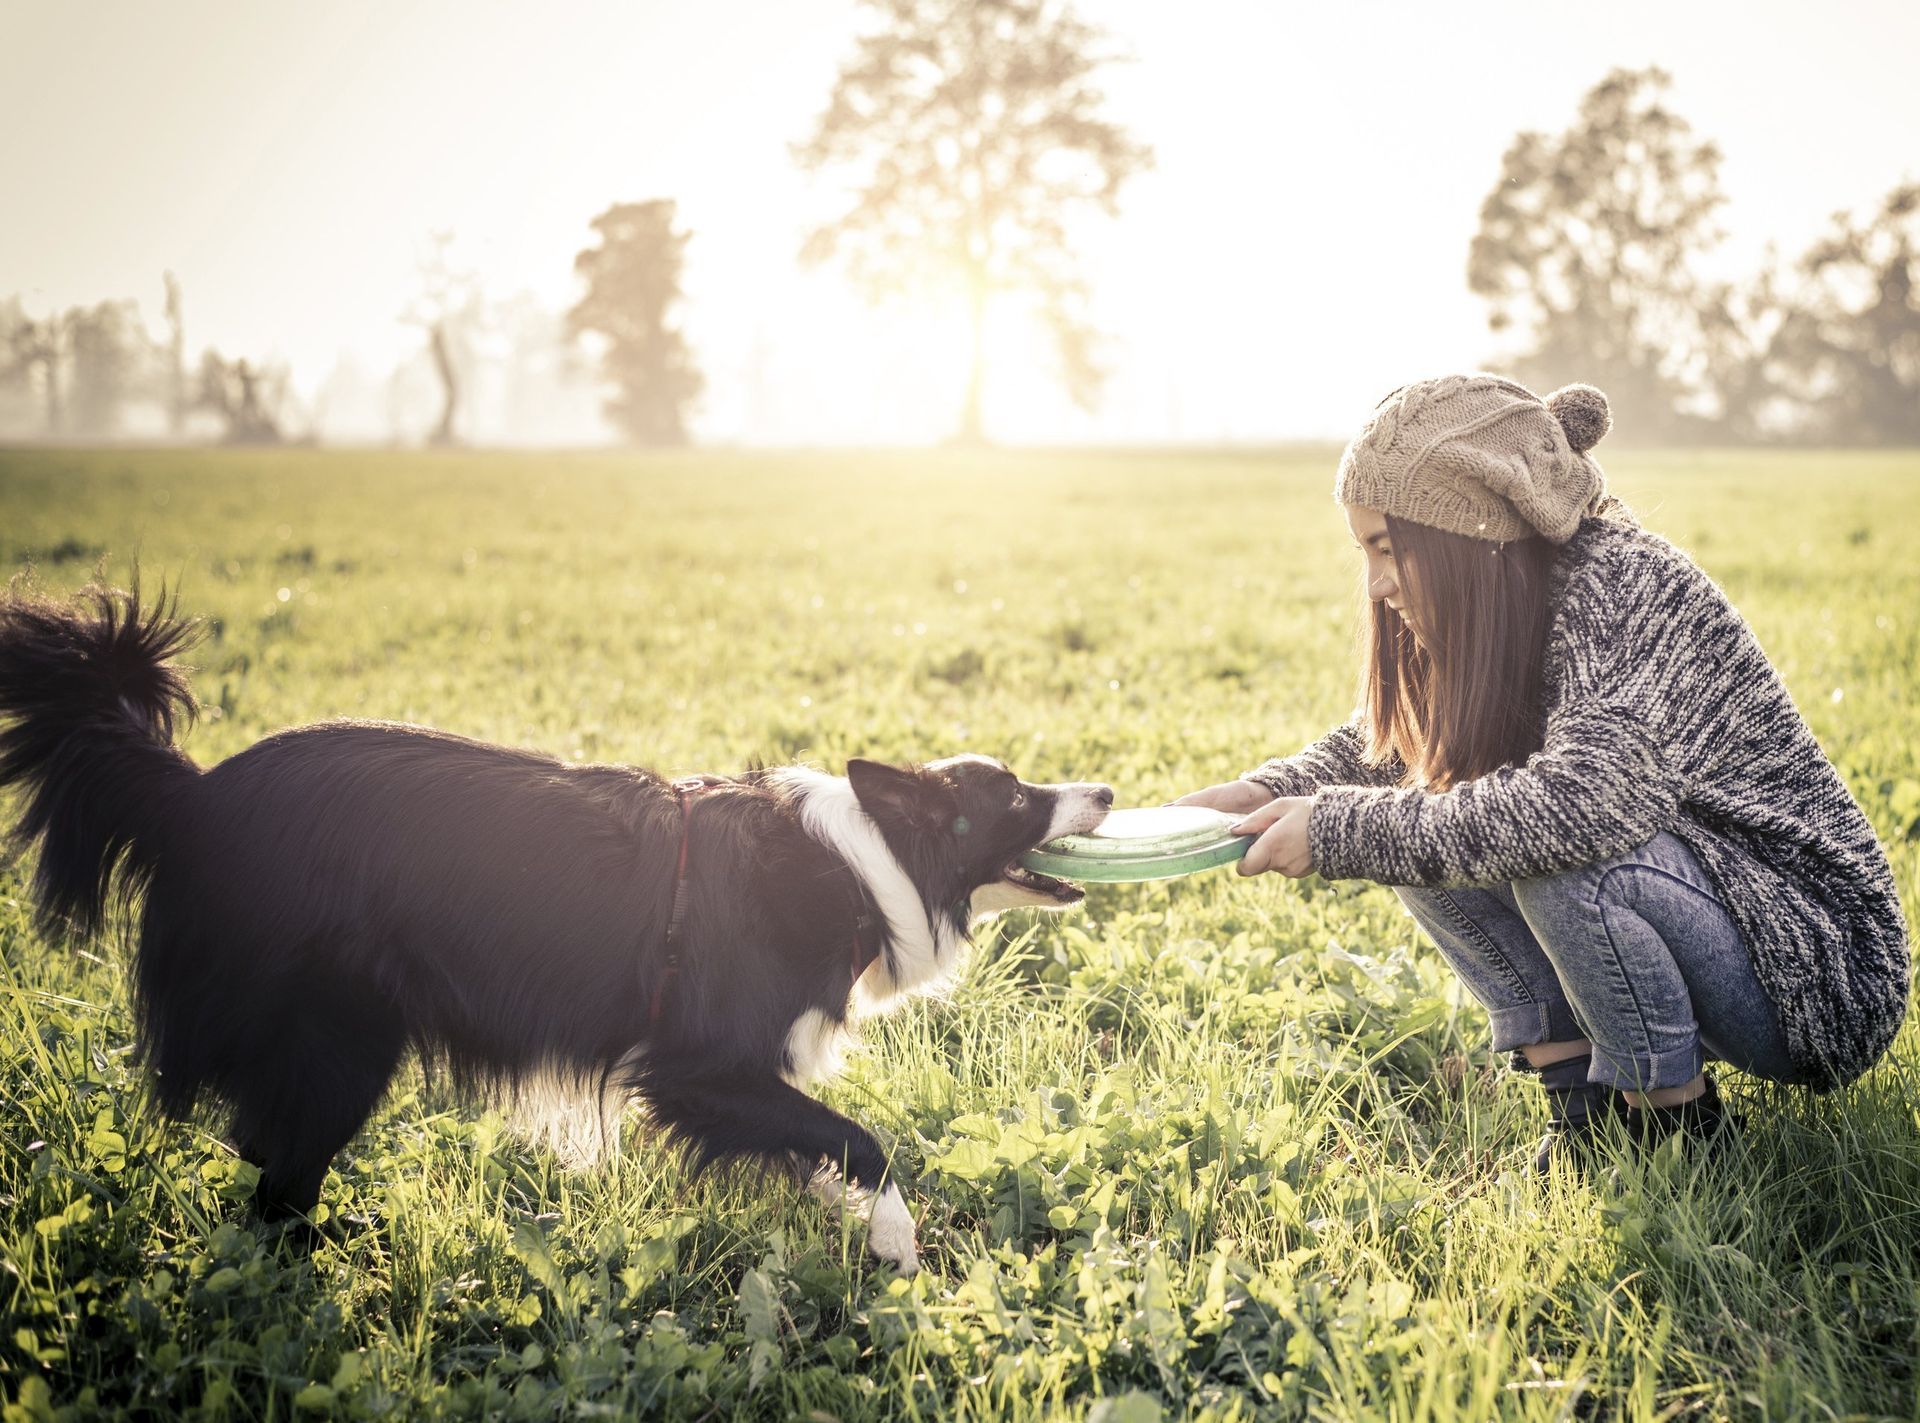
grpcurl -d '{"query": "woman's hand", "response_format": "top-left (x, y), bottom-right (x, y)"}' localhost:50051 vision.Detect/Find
top-left (1170, 780), bottom-right (1274, 815)
top-left (1231, 795), bottom-right (1315, 878)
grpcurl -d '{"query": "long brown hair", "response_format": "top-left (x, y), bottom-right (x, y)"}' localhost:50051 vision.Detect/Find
top-left (1359, 515), bottom-right (1558, 791)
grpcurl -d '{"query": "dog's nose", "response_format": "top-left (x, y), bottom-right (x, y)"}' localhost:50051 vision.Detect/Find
top-left (1093, 784), bottom-right (1115, 807)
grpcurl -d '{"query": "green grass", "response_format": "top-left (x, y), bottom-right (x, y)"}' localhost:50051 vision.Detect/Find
top-left (1, 445), bottom-right (1917, 1422)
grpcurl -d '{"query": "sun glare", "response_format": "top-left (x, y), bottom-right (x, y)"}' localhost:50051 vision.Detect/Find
top-left (784, 279), bottom-right (1076, 445)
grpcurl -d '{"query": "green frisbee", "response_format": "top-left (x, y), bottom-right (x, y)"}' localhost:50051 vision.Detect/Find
top-left (1020, 806), bottom-right (1256, 883)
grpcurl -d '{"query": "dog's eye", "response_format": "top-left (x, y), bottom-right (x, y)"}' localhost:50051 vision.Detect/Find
top-left (1010, 789), bottom-right (1027, 809)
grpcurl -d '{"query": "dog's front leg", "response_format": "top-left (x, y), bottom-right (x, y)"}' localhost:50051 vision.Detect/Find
top-left (805, 1163), bottom-right (921, 1275)
top-left (640, 1067), bottom-right (920, 1274)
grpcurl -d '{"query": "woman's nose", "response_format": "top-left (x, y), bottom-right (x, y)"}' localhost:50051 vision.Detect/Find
top-left (1368, 571), bottom-right (1397, 602)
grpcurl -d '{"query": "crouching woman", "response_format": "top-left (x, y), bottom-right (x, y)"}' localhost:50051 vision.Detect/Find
top-left (1180, 375), bottom-right (1909, 1169)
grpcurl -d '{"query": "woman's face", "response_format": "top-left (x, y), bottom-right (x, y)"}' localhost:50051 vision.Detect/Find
top-left (1344, 505), bottom-right (1414, 632)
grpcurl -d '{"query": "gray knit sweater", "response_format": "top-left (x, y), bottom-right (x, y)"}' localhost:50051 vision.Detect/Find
top-left (1243, 508), bottom-right (1910, 1089)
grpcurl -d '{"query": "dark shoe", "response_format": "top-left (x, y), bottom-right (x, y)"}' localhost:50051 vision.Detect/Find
top-left (1520, 1052), bottom-right (1628, 1175)
top-left (1626, 1074), bottom-right (1742, 1158)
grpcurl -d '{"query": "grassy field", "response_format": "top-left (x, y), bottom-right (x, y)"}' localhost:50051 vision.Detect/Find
top-left (1, 445), bottom-right (1917, 1422)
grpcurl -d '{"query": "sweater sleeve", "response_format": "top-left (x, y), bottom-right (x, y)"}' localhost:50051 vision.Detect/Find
top-left (1240, 720), bottom-right (1402, 799)
top-left (1307, 534), bottom-right (1693, 888)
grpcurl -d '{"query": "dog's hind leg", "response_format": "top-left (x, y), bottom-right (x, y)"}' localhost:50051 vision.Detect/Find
top-left (638, 1067), bottom-right (921, 1275)
top-left (227, 988), bottom-right (407, 1225)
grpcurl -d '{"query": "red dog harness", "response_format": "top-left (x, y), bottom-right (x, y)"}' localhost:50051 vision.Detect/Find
top-left (649, 777), bottom-right (884, 1024)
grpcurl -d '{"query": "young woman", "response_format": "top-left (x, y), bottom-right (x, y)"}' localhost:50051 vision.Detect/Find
top-left (1177, 374), bottom-right (1909, 1169)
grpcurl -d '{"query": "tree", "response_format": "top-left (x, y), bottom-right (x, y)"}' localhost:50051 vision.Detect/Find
top-left (1, 292), bottom-right (170, 440)
top-left (0, 299), bottom-right (41, 434)
top-left (196, 349), bottom-right (287, 444)
top-left (491, 292), bottom-right (602, 446)
top-left (163, 272), bottom-right (187, 437)
top-left (567, 200), bottom-right (703, 446)
top-left (5, 307), bottom-right (66, 435)
top-left (403, 231), bottom-right (484, 447)
top-left (1692, 258), bottom-right (1798, 443)
top-left (1767, 183), bottom-right (1920, 445)
top-left (1469, 68), bottom-right (1728, 442)
top-left (64, 299), bottom-right (144, 439)
top-left (796, 0), bottom-right (1151, 443)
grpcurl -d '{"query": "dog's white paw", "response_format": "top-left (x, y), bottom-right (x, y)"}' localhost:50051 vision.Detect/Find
top-left (867, 1183), bottom-right (920, 1276)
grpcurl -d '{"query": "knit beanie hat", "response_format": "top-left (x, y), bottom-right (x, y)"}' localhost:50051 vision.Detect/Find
top-left (1333, 374), bottom-right (1612, 544)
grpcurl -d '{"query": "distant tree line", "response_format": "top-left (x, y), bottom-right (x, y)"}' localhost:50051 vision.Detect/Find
top-left (2, 36), bottom-right (1913, 447)
top-left (0, 274), bottom-right (294, 446)
top-left (0, 0), bottom-right (1150, 450)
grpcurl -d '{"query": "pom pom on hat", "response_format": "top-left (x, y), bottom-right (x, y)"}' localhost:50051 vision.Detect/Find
top-left (1546, 383), bottom-right (1611, 453)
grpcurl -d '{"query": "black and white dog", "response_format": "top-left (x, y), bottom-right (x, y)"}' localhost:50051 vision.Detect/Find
top-left (0, 582), bottom-right (1111, 1272)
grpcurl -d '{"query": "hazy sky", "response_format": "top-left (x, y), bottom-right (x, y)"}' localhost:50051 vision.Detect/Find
top-left (4, 0), bottom-right (1916, 443)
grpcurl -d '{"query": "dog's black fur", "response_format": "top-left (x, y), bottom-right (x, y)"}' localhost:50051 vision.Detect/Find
top-left (0, 581), bottom-right (1109, 1237)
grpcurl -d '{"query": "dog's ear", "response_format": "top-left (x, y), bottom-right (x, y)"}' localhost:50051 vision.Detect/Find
top-left (847, 758), bottom-right (946, 835)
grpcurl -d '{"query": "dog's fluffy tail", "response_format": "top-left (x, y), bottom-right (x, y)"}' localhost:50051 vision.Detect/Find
top-left (0, 577), bottom-right (202, 937)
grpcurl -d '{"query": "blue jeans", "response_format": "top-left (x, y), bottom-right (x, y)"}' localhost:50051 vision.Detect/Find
top-left (1396, 832), bottom-right (1803, 1090)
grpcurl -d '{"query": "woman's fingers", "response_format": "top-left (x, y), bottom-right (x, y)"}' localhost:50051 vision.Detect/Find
top-left (1233, 797), bottom-right (1314, 878)
top-left (1171, 782), bottom-right (1271, 813)
top-left (1237, 826), bottom-right (1272, 875)
top-left (1228, 796), bottom-right (1289, 835)
top-left (1236, 819), bottom-right (1286, 876)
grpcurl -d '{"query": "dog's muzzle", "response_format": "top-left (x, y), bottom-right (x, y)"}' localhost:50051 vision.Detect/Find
top-left (977, 781), bottom-right (1114, 912)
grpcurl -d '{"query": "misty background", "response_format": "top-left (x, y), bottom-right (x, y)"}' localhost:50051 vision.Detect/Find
top-left (1, 0), bottom-right (1915, 448)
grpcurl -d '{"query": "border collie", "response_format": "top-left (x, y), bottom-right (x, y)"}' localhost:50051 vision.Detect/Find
top-left (0, 582), bottom-right (1111, 1273)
